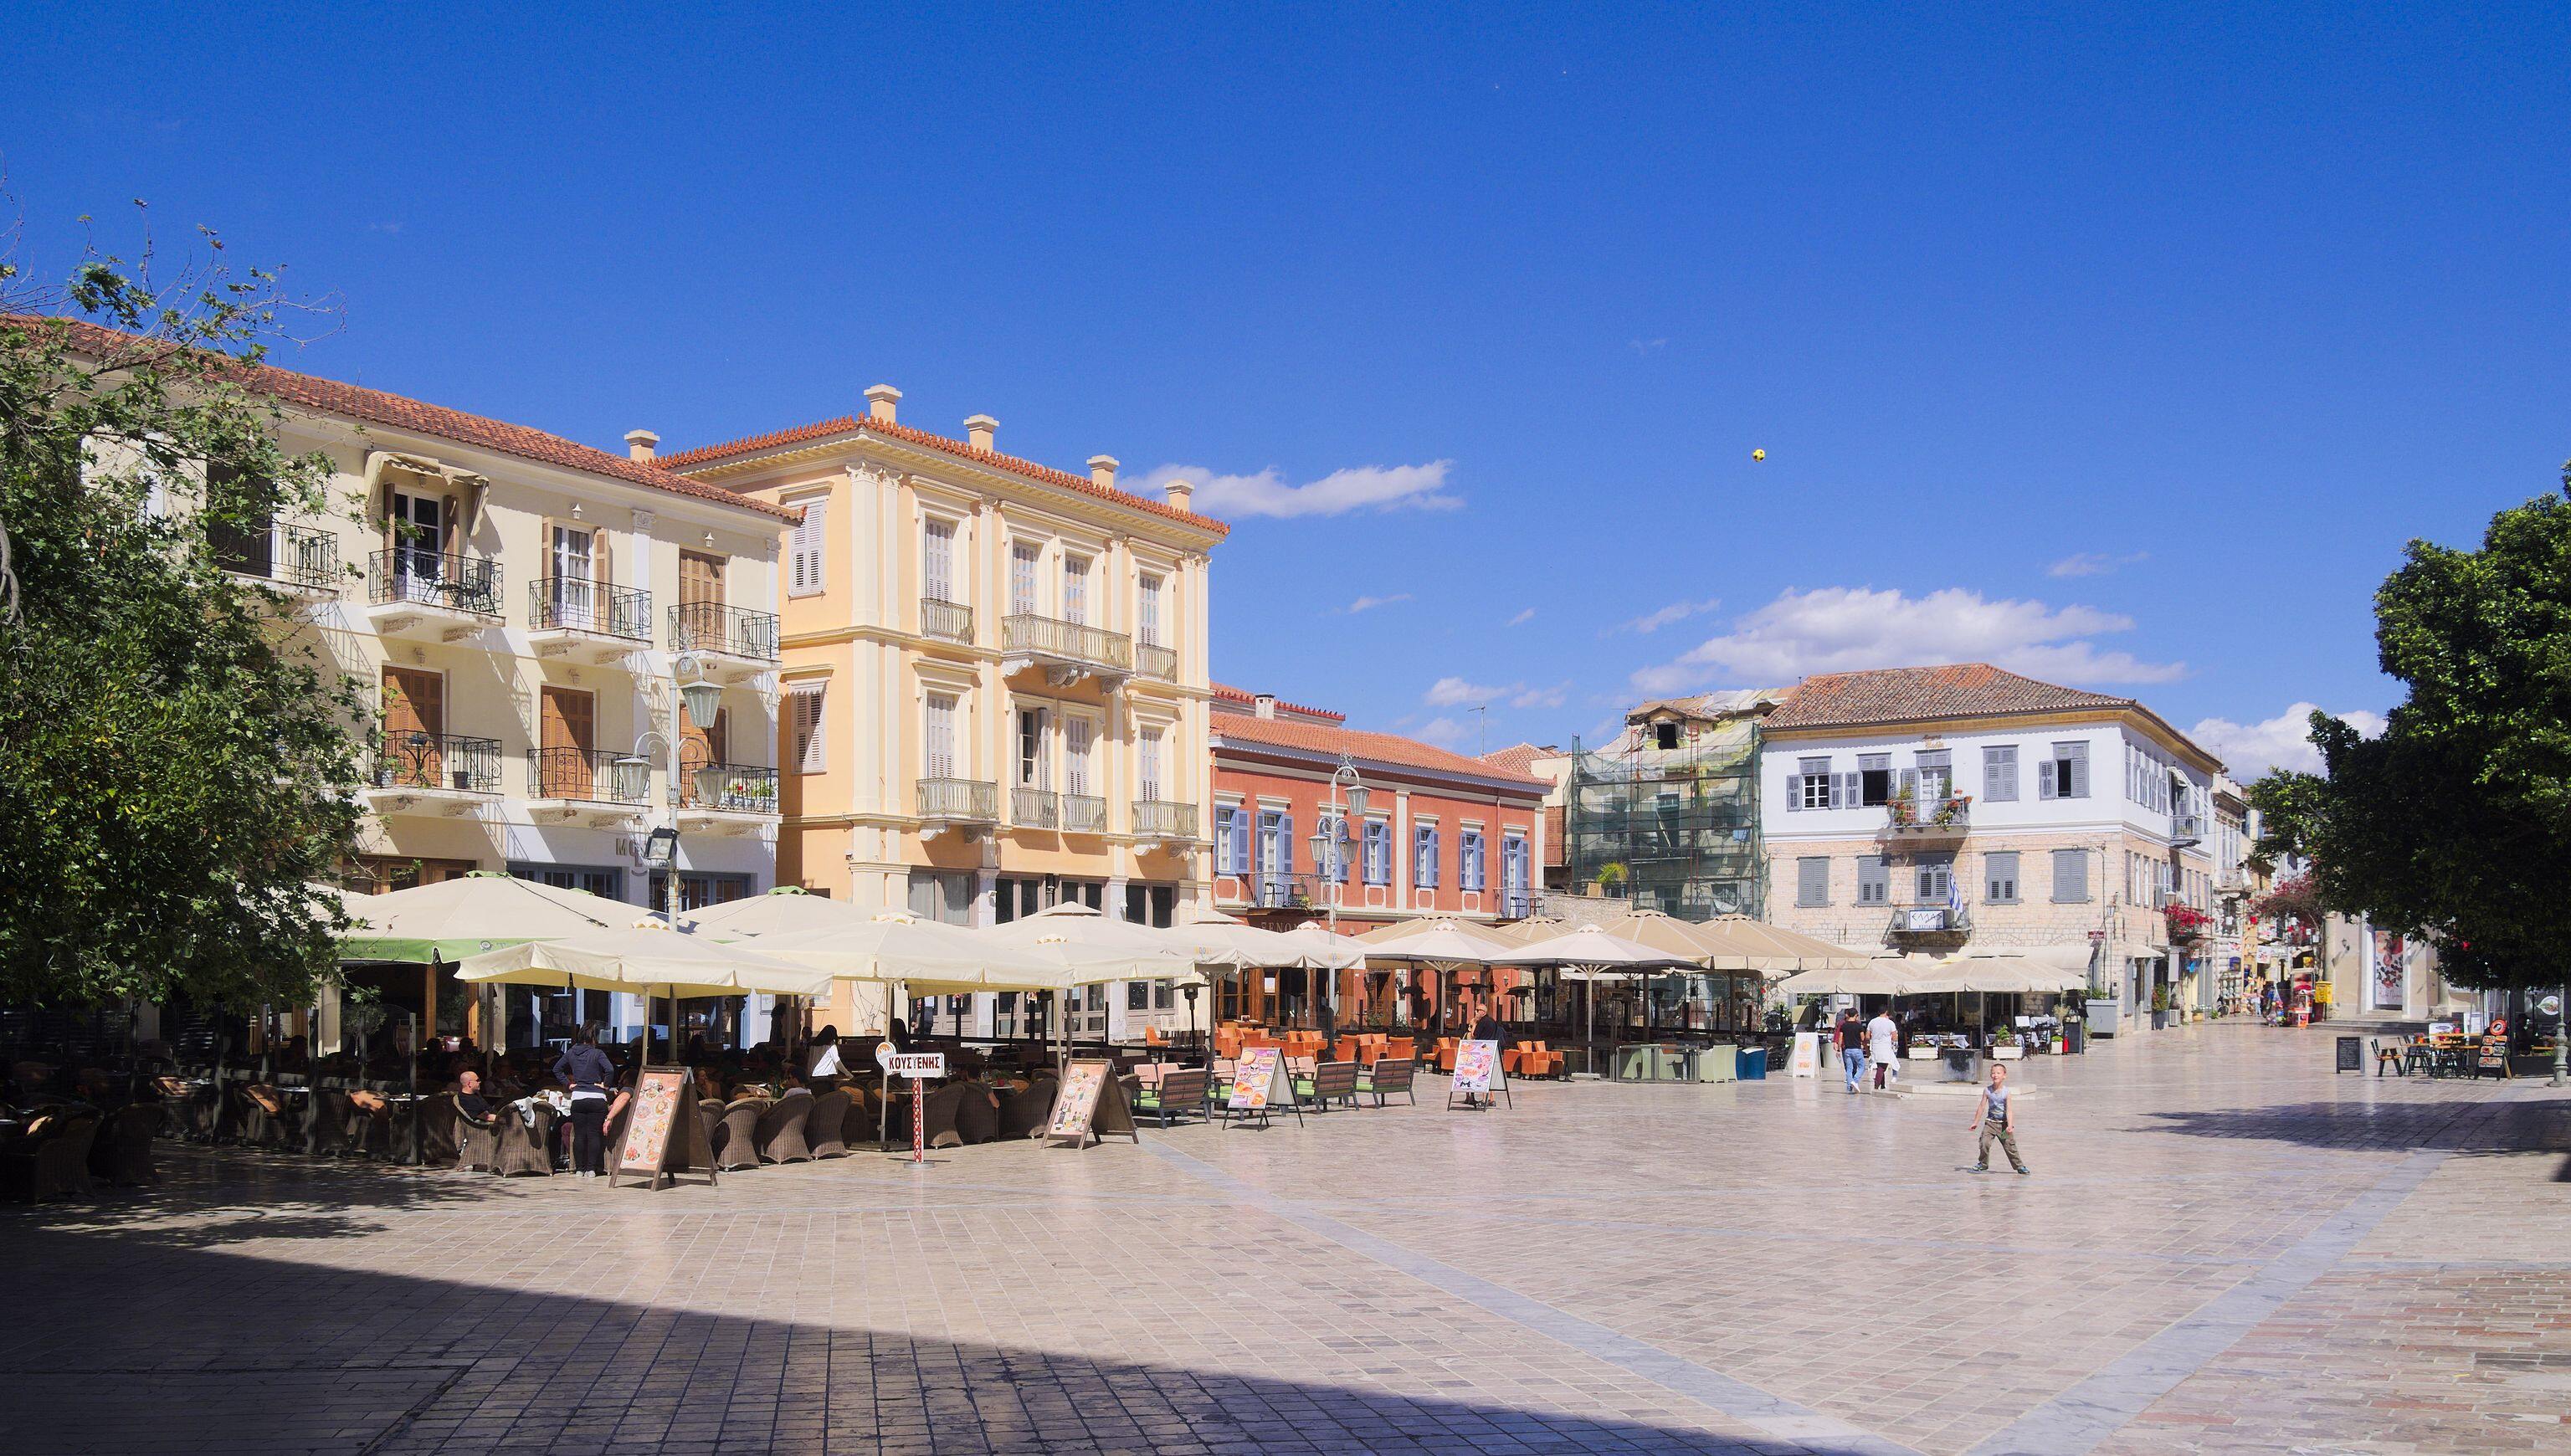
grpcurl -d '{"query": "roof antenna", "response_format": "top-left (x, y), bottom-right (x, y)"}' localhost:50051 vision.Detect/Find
top-left (1471, 703), bottom-right (1489, 757)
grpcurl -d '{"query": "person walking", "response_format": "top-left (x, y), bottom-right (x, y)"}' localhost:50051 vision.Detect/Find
top-left (1865, 1004), bottom-right (1901, 1093)
top-left (1968, 1062), bottom-right (2030, 1174)
top-left (552, 1027), bottom-right (616, 1180)
top-left (1836, 1006), bottom-right (1867, 1094)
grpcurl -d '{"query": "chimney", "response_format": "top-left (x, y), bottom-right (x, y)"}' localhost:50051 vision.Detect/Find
top-left (964, 414), bottom-right (998, 453)
top-left (1253, 693), bottom-right (1277, 719)
top-left (624, 428), bottom-right (659, 464)
top-left (1087, 454), bottom-right (1120, 489)
top-left (864, 384), bottom-right (902, 425)
top-left (1163, 476), bottom-right (1194, 513)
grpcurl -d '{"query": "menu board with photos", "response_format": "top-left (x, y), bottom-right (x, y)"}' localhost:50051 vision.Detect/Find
top-left (1045, 1059), bottom-right (1138, 1147)
top-left (611, 1066), bottom-right (716, 1189)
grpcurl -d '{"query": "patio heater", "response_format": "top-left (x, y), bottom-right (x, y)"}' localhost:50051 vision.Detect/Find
top-left (1306, 753), bottom-right (1368, 1056)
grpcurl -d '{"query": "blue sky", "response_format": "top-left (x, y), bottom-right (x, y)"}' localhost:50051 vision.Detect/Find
top-left (8, 3), bottom-right (2566, 777)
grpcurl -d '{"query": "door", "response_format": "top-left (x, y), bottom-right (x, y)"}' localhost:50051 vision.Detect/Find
top-left (381, 668), bottom-right (444, 787)
top-left (539, 686), bottom-right (596, 799)
top-left (679, 550), bottom-right (725, 649)
top-left (389, 490), bottom-right (444, 599)
top-left (549, 525), bottom-right (596, 628)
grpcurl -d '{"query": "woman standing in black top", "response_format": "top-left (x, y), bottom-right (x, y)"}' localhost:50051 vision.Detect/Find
top-left (553, 1027), bottom-right (617, 1179)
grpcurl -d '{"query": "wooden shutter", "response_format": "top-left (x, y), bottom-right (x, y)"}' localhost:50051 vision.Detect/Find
top-left (2067, 746), bottom-right (2089, 798)
top-left (2037, 754), bottom-right (2057, 800)
top-left (382, 667), bottom-right (444, 739)
top-left (1798, 857), bottom-right (1828, 906)
top-left (788, 498), bottom-right (826, 595)
top-left (680, 550), bottom-right (723, 608)
top-left (439, 494), bottom-right (461, 556)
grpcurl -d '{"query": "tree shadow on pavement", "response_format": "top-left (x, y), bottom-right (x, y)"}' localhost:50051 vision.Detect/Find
top-left (2132, 1094), bottom-right (2568, 1156)
top-left (0, 1142), bottom-right (503, 1248)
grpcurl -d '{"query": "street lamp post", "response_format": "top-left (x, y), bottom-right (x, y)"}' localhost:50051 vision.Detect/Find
top-left (1306, 753), bottom-right (1368, 1059)
top-left (618, 654), bottom-right (720, 1054)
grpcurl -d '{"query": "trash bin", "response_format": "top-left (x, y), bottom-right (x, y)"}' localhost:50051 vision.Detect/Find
top-left (1737, 1045), bottom-right (1768, 1080)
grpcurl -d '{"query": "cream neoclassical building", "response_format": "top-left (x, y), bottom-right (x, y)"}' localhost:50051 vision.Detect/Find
top-left (661, 387), bottom-right (1225, 975)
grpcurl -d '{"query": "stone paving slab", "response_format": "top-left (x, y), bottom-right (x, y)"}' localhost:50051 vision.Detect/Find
top-left (0, 1023), bottom-right (2562, 1455)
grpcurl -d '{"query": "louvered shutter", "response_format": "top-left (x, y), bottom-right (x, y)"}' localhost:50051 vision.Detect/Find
top-left (1836, 772), bottom-right (1859, 808)
top-left (789, 498), bottom-right (827, 596)
top-left (2037, 755), bottom-right (2057, 800)
top-left (2068, 746), bottom-right (2089, 799)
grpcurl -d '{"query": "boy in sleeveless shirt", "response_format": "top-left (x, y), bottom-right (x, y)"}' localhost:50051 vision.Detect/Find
top-left (1968, 1062), bottom-right (2030, 1174)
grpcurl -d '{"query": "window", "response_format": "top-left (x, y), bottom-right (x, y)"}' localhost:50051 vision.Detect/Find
top-left (1127, 981), bottom-right (1150, 1012)
top-left (1460, 829), bottom-right (1486, 891)
top-left (922, 693), bottom-right (957, 780)
top-left (1214, 804), bottom-right (1249, 874)
top-left (907, 869), bottom-right (972, 925)
top-left (2039, 742), bottom-right (2088, 800)
top-left (1009, 541), bottom-right (1039, 616)
top-left (1329, 817), bottom-right (1352, 884)
top-left (1065, 718), bottom-right (1094, 795)
top-left (1795, 756), bottom-right (1833, 809)
top-left (1915, 854), bottom-right (1953, 902)
top-left (922, 518), bottom-right (955, 603)
top-left (510, 863), bottom-right (622, 900)
top-left (1258, 810), bottom-right (1292, 884)
top-left (1859, 754), bottom-right (1892, 807)
top-left (1501, 836), bottom-right (1529, 894)
top-left (1796, 856), bottom-right (1829, 908)
top-left (1912, 749), bottom-right (1952, 804)
top-left (1985, 851), bottom-right (2019, 904)
top-left (2051, 848), bottom-right (2090, 903)
top-left (1139, 728), bottom-right (1164, 802)
top-left (789, 682), bottom-right (826, 773)
top-left (1855, 854), bottom-right (1889, 905)
top-left (1654, 722), bottom-right (1681, 751)
top-left (1414, 824), bottom-right (1440, 888)
top-left (1062, 554), bottom-right (1090, 624)
top-left (1138, 573), bottom-right (1164, 647)
top-left (1983, 745), bottom-right (2018, 802)
top-left (788, 495), bottom-right (827, 596)
top-left (1015, 707), bottom-right (1047, 787)
top-left (1362, 819), bottom-right (1392, 884)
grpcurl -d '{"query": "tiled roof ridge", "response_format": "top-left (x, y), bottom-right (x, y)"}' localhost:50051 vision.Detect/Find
top-left (1763, 661), bottom-right (2142, 731)
top-left (663, 410), bottom-right (1229, 537)
top-left (1213, 712), bottom-right (1549, 792)
top-left (1209, 682), bottom-right (1345, 723)
top-left (8, 314), bottom-right (797, 521)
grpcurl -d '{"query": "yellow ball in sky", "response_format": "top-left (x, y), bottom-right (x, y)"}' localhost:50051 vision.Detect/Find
top-left (1752, 449), bottom-right (1767, 462)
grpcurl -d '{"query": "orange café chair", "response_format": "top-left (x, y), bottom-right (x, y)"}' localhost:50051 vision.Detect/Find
top-left (1434, 1038), bottom-right (1460, 1073)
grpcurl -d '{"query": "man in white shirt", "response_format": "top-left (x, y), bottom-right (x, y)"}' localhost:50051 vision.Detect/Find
top-left (1865, 1007), bottom-right (1901, 1091)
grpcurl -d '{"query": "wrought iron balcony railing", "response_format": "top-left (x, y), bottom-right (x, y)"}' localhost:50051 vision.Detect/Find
top-left (1885, 900), bottom-right (1973, 936)
top-left (1002, 613), bottom-right (1132, 671)
top-left (920, 597), bottom-right (973, 644)
top-left (1886, 796), bottom-right (1972, 835)
top-left (370, 732), bottom-right (501, 795)
top-left (1135, 641), bottom-right (1178, 679)
top-left (1012, 787), bottom-right (1060, 829)
top-left (218, 521), bottom-right (340, 592)
top-left (530, 579), bottom-right (652, 640)
top-left (1498, 889), bottom-right (1534, 920)
top-left (367, 549), bottom-right (502, 618)
top-left (681, 761), bottom-right (780, 813)
top-left (670, 601), bottom-right (781, 662)
top-left (917, 777), bottom-right (998, 823)
top-left (1132, 799), bottom-right (1198, 839)
top-left (1060, 792), bottom-right (1107, 833)
top-left (528, 746), bottom-right (651, 806)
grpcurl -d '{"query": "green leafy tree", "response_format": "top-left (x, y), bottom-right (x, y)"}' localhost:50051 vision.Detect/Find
top-left (0, 214), bottom-right (361, 1010)
top-left (2242, 769), bottom-right (2327, 872)
top-left (2288, 464), bottom-right (2571, 991)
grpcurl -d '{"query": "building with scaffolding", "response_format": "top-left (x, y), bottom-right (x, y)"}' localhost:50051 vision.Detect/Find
top-left (1560, 690), bottom-right (1788, 920)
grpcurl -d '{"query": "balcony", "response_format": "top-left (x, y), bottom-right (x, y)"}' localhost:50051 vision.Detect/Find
top-left (1885, 900), bottom-right (1973, 938)
top-left (1498, 889), bottom-right (1535, 920)
top-left (529, 579), bottom-right (651, 663)
top-left (1132, 798), bottom-right (1198, 844)
top-left (367, 550), bottom-right (502, 641)
top-left (670, 601), bottom-right (781, 679)
top-left (1886, 795), bottom-right (1971, 838)
top-left (916, 777), bottom-right (999, 839)
top-left (526, 746), bottom-right (649, 828)
top-left (1000, 613), bottom-right (1132, 687)
top-left (1135, 641), bottom-right (1178, 680)
top-left (1255, 874), bottom-right (1326, 910)
top-left (363, 732), bottom-right (501, 818)
top-left (919, 597), bottom-right (974, 645)
top-left (2169, 813), bottom-right (2204, 845)
top-left (1012, 787), bottom-right (1060, 830)
top-left (678, 761), bottom-right (780, 835)
top-left (218, 521), bottom-right (340, 600)
top-left (1060, 792), bottom-right (1107, 833)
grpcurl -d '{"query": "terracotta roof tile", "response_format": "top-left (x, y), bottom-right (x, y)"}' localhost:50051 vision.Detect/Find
top-left (1213, 713), bottom-right (1548, 793)
top-left (1476, 741), bottom-right (1557, 778)
top-left (11, 315), bottom-right (798, 521)
top-left (1209, 682), bottom-right (1345, 724)
top-left (1762, 664), bottom-right (2136, 731)
top-left (663, 412), bottom-right (1229, 537)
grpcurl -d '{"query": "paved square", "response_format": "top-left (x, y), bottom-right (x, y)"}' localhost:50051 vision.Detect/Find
top-left (2, 1025), bottom-right (2564, 1455)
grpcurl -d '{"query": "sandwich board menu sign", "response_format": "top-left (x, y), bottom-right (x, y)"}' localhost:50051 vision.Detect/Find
top-left (1224, 1045), bottom-right (1298, 1128)
top-left (610, 1065), bottom-right (717, 1190)
top-left (1045, 1058), bottom-right (1139, 1147)
top-left (1446, 1038), bottom-right (1509, 1110)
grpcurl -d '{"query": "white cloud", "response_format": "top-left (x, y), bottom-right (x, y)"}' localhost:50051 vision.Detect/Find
top-left (1631, 586), bottom-right (2187, 695)
top-left (2189, 703), bottom-right (2388, 778)
top-left (1506, 608), bottom-right (1537, 627)
top-left (1336, 592), bottom-right (1413, 615)
top-left (2047, 551), bottom-right (2149, 578)
top-left (1509, 681), bottom-right (1568, 710)
top-left (1629, 337), bottom-right (1668, 356)
top-left (1132, 460), bottom-right (1460, 519)
top-left (1426, 676), bottom-right (1506, 706)
top-left (1414, 716), bottom-right (1471, 748)
top-left (1614, 597), bottom-right (1722, 634)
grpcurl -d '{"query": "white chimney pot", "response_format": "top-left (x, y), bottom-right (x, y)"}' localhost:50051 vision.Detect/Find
top-left (624, 428), bottom-right (659, 463)
top-left (965, 414), bottom-right (998, 453)
top-left (864, 384), bottom-right (902, 424)
top-left (1164, 477), bottom-right (1195, 513)
top-left (1087, 454), bottom-right (1120, 488)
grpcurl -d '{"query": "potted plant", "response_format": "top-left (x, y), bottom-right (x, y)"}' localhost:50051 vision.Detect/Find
top-left (1594, 861), bottom-right (1628, 895)
top-left (1889, 785), bottom-right (1917, 827)
top-left (1990, 1024), bottom-right (2023, 1059)
top-left (1932, 792), bottom-right (1970, 827)
top-left (2084, 986), bottom-right (2122, 1038)
top-left (2150, 984), bottom-right (2173, 1029)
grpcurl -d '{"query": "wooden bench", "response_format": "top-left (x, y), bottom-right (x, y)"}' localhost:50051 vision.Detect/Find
top-left (1298, 1059), bottom-right (1360, 1112)
top-left (1133, 1068), bottom-right (1209, 1127)
top-left (1357, 1056), bottom-right (1417, 1107)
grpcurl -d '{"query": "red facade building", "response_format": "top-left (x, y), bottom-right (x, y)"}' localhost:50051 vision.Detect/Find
top-left (1208, 685), bottom-right (1547, 1028)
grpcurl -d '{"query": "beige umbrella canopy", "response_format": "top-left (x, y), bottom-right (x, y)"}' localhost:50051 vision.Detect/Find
top-left (1566, 907), bottom-right (1732, 963)
top-left (454, 920), bottom-right (837, 999)
top-left (983, 901), bottom-right (1194, 984)
top-left (1268, 921), bottom-right (1372, 971)
top-left (753, 911), bottom-right (1064, 995)
top-left (1357, 919), bottom-right (1520, 965)
top-left (1481, 914), bottom-right (1576, 945)
top-left (1171, 901), bottom-right (1318, 970)
top-left (1486, 925), bottom-right (1699, 973)
top-left (1773, 953), bottom-right (1942, 998)
top-left (338, 871), bottom-right (630, 963)
top-left (680, 886), bottom-right (879, 938)
top-left (1686, 915), bottom-right (1872, 972)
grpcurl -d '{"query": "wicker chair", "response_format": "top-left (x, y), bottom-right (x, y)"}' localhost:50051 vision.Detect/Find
top-left (305, 1088), bottom-right (352, 1157)
top-left (998, 1077), bottom-right (1058, 1139)
top-left (716, 1098), bottom-right (768, 1171)
top-left (154, 1077), bottom-right (213, 1142)
top-left (418, 1095), bottom-right (460, 1166)
top-left (920, 1083), bottom-right (972, 1148)
top-left (452, 1095), bottom-right (501, 1173)
top-left (88, 1102), bottom-right (162, 1187)
top-left (952, 1083), bottom-right (1001, 1145)
top-left (240, 1084), bottom-right (288, 1149)
top-left (1, 1108), bottom-right (101, 1201)
top-left (804, 1089), bottom-right (853, 1158)
top-left (491, 1106), bottom-right (555, 1177)
top-left (754, 1096), bottom-right (814, 1165)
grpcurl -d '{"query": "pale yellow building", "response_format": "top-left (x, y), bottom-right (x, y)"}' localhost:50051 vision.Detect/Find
top-left (661, 387), bottom-right (1226, 985)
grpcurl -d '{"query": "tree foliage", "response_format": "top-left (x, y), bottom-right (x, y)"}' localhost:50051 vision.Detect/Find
top-left (2286, 464), bottom-right (2571, 990)
top-left (0, 215), bottom-right (361, 1009)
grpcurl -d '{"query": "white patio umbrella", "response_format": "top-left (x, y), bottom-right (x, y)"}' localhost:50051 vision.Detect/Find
top-left (1487, 925), bottom-right (1702, 1049)
top-left (1170, 901), bottom-right (1314, 971)
top-left (1685, 915), bottom-right (1873, 972)
top-left (1773, 952), bottom-right (1940, 998)
top-left (1270, 921), bottom-right (1372, 971)
top-left (679, 885), bottom-right (881, 939)
top-left (1358, 919), bottom-right (1518, 1033)
top-left (756, 913), bottom-right (1060, 992)
top-left (983, 901), bottom-right (1195, 983)
top-left (454, 920), bottom-right (837, 1000)
top-left (338, 871), bottom-right (629, 963)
